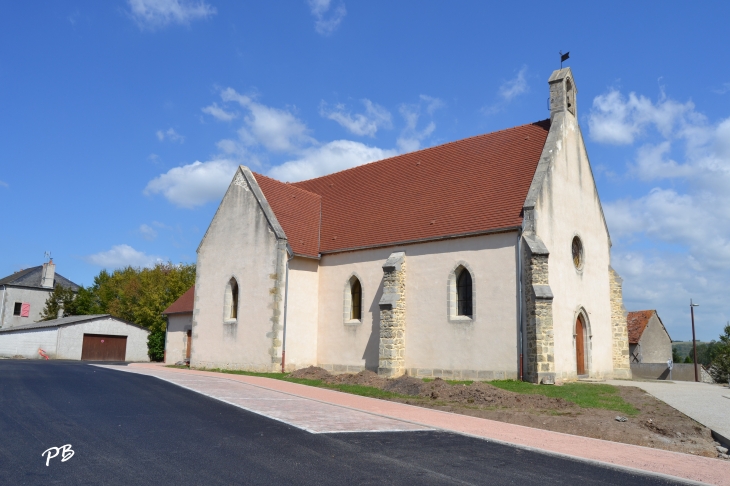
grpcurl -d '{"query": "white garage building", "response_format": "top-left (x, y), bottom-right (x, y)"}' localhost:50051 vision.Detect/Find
top-left (0, 315), bottom-right (150, 361)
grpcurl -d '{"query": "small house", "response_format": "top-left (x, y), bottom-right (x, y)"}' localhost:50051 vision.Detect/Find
top-left (627, 310), bottom-right (672, 364)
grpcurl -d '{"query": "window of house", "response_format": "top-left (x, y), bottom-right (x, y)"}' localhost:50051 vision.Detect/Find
top-left (350, 278), bottom-right (362, 321)
top-left (13, 302), bottom-right (22, 316)
top-left (572, 236), bottom-right (584, 270)
top-left (456, 268), bottom-right (473, 317)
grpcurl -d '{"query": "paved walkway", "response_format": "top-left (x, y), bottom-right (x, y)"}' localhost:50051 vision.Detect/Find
top-left (101, 364), bottom-right (730, 485)
top-left (608, 379), bottom-right (730, 444)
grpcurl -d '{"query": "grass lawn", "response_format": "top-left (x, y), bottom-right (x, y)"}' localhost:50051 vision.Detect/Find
top-left (166, 366), bottom-right (638, 415)
top-left (489, 380), bottom-right (639, 415)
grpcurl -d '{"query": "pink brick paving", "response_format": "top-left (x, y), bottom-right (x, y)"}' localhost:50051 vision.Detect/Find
top-left (102, 364), bottom-right (730, 485)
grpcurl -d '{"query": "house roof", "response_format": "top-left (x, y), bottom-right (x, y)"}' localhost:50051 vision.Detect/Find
top-left (627, 310), bottom-right (656, 344)
top-left (0, 314), bottom-right (149, 333)
top-left (163, 286), bottom-right (195, 315)
top-left (254, 174), bottom-right (321, 258)
top-left (0, 266), bottom-right (80, 291)
top-left (254, 120), bottom-right (550, 255)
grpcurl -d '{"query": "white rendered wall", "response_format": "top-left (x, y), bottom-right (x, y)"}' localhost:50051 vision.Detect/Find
top-left (55, 317), bottom-right (150, 361)
top-left (0, 328), bottom-right (58, 359)
top-left (283, 257), bottom-right (319, 370)
top-left (533, 113), bottom-right (614, 379)
top-left (0, 287), bottom-right (53, 329)
top-left (317, 232), bottom-right (519, 374)
top-left (165, 314), bottom-right (193, 364)
top-left (193, 173), bottom-right (283, 371)
top-left (638, 315), bottom-right (672, 363)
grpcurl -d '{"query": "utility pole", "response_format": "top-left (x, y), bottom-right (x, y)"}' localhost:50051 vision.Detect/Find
top-left (690, 299), bottom-right (699, 382)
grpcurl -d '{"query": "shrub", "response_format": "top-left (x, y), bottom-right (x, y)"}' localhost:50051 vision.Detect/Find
top-left (148, 329), bottom-right (166, 362)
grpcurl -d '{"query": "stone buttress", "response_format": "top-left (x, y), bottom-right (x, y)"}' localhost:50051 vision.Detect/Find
top-left (522, 234), bottom-right (556, 384)
top-left (378, 252), bottom-right (406, 378)
top-left (609, 266), bottom-right (631, 379)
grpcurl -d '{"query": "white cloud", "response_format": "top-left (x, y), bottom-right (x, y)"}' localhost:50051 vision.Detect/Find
top-left (713, 83), bottom-right (730, 95)
top-left (220, 88), bottom-right (313, 152)
top-left (156, 128), bottom-right (185, 143)
top-left (320, 99), bottom-right (392, 137)
top-left (268, 140), bottom-right (397, 182)
top-left (85, 244), bottom-right (163, 269)
top-left (144, 159), bottom-right (237, 208)
top-left (499, 65), bottom-right (529, 101)
top-left (594, 87), bottom-right (730, 340)
top-left (588, 89), bottom-right (697, 145)
top-left (127, 0), bottom-right (216, 29)
top-left (139, 224), bottom-right (158, 241)
top-left (202, 102), bottom-right (237, 121)
top-left (482, 66), bottom-right (529, 114)
top-left (396, 96), bottom-right (443, 152)
top-left (308, 0), bottom-right (346, 36)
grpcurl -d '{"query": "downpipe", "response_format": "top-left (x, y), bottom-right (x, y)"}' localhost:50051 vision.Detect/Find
top-left (281, 250), bottom-right (294, 373)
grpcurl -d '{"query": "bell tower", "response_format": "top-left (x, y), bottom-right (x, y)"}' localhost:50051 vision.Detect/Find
top-left (548, 67), bottom-right (577, 121)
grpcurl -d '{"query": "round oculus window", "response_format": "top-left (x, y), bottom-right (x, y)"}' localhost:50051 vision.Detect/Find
top-left (572, 236), bottom-right (584, 270)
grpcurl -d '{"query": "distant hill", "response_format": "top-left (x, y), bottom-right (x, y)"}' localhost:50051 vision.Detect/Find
top-left (672, 341), bottom-right (710, 359)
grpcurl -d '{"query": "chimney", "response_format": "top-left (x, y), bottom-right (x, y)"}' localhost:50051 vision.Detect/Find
top-left (41, 259), bottom-right (55, 288)
top-left (548, 67), bottom-right (577, 121)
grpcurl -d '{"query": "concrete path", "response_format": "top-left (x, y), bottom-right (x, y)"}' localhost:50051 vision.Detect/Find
top-left (607, 379), bottom-right (730, 445)
top-left (101, 363), bottom-right (730, 485)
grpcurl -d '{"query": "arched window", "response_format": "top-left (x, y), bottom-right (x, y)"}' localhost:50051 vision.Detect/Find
top-left (230, 279), bottom-right (238, 319)
top-left (456, 267), bottom-right (473, 317)
top-left (350, 278), bottom-right (362, 321)
top-left (224, 277), bottom-right (239, 321)
top-left (344, 275), bottom-right (363, 325)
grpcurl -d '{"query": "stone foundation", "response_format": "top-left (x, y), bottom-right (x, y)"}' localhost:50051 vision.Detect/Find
top-left (378, 252), bottom-right (407, 378)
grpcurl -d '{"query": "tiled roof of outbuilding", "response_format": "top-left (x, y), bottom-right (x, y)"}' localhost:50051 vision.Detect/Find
top-left (254, 120), bottom-right (550, 255)
top-left (0, 266), bottom-right (80, 291)
top-left (163, 286), bottom-right (195, 315)
top-left (627, 310), bottom-right (655, 344)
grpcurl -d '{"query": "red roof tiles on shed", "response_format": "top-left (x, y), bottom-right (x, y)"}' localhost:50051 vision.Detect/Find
top-left (254, 173), bottom-right (322, 258)
top-left (255, 120), bottom-right (550, 255)
top-left (163, 286), bottom-right (195, 315)
top-left (627, 310), bottom-right (655, 344)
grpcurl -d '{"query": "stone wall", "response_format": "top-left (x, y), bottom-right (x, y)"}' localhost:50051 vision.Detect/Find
top-left (609, 267), bottom-right (631, 378)
top-left (378, 252), bottom-right (406, 378)
top-left (522, 234), bottom-right (555, 384)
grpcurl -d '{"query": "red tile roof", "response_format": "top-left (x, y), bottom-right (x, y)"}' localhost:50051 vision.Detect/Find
top-left (254, 173), bottom-right (322, 258)
top-left (257, 120), bottom-right (550, 255)
top-left (163, 286), bottom-right (195, 315)
top-left (627, 310), bottom-right (655, 344)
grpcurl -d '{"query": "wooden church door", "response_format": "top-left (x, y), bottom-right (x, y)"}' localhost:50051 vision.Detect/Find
top-left (576, 316), bottom-right (586, 375)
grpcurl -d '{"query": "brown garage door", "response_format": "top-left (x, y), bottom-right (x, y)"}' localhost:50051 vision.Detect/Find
top-left (81, 334), bottom-right (127, 361)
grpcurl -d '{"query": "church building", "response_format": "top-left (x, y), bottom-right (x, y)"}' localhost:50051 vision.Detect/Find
top-left (188, 68), bottom-right (632, 383)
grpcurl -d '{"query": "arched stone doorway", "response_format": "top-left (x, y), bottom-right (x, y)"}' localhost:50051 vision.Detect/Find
top-left (573, 309), bottom-right (592, 377)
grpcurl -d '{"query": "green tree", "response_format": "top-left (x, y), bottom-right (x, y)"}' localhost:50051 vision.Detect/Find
top-left (710, 323), bottom-right (730, 383)
top-left (672, 346), bottom-right (681, 363)
top-left (684, 355), bottom-right (693, 364)
top-left (39, 284), bottom-right (77, 321)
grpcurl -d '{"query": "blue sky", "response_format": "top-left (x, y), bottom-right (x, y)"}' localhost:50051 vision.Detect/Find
top-left (2, 1), bottom-right (729, 341)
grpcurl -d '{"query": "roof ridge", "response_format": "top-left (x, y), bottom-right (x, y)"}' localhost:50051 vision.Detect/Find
top-left (253, 171), bottom-right (322, 199)
top-left (290, 119), bottom-right (550, 185)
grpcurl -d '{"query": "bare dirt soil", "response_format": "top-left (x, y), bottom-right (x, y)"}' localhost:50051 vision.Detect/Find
top-left (289, 367), bottom-right (719, 457)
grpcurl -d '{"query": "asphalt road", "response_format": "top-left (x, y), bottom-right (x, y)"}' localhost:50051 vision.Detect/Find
top-left (0, 361), bottom-right (681, 485)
